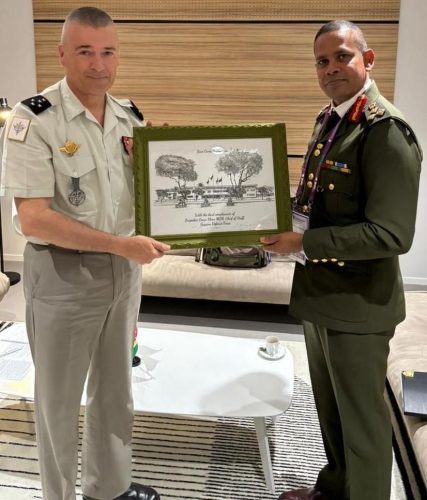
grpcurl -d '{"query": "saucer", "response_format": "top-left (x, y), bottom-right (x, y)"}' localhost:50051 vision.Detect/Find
top-left (258, 344), bottom-right (286, 361)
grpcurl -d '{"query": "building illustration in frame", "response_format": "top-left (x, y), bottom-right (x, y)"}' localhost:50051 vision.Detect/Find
top-left (133, 124), bottom-right (292, 249)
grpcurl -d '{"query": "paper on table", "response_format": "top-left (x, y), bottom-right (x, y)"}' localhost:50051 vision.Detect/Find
top-left (0, 341), bottom-right (32, 380)
top-left (0, 322), bottom-right (28, 343)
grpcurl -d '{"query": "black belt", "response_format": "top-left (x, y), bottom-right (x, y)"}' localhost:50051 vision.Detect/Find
top-left (28, 242), bottom-right (108, 255)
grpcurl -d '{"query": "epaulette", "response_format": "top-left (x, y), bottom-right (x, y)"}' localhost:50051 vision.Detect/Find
top-left (362, 103), bottom-right (422, 158)
top-left (21, 95), bottom-right (52, 115)
top-left (129, 100), bottom-right (144, 121)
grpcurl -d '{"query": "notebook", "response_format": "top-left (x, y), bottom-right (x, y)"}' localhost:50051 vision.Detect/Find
top-left (401, 370), bottom-right (427, 417)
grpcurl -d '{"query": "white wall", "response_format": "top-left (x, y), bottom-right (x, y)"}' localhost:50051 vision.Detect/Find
top-left (394, 0), bottom-right (427, 285)
top-left (0, 0), bottom-right (36, 260)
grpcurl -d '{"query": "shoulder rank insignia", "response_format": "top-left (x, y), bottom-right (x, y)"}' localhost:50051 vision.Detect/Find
top-left (348, 94), bottom-right (367, 123)
top-left (21, 95), bottom-right (52, 115)
top-left (129, 100), bottom-right (144, 121)
top-left (364, 102), bottom-right (387, 122)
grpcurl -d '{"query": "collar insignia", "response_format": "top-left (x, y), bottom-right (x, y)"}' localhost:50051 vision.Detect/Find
top-left (348, 95), bottom-right (368, 123)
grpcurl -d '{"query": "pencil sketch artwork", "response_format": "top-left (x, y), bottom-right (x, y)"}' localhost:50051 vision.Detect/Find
top-left (148, 137), bottom-right (279, 236)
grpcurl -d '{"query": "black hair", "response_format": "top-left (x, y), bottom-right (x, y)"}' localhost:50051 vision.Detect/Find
top-left (314, 20), bottom-right (368, 52)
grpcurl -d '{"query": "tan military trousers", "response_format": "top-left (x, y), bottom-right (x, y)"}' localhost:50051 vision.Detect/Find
top-left (23, 243), bottom-right (141, 500)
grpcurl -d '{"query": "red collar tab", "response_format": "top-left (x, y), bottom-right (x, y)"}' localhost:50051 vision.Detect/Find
top-left (348, 94), bottom-right (368, 123)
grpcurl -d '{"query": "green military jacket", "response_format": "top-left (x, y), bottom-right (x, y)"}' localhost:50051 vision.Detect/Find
top-left (289, 82), bottom-right (422, 333)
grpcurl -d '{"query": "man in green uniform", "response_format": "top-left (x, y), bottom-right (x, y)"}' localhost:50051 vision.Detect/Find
top-left (1, 7), bottom-right (169, 500)
top-left (261, 20), bottom-right (422, 500)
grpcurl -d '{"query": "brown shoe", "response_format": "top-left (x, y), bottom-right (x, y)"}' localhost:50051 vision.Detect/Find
top-left (278, 486), bottom-right (328, 500)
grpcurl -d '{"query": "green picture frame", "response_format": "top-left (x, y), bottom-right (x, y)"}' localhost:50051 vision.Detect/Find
top-left (133, 123), bottom-right (292, 249)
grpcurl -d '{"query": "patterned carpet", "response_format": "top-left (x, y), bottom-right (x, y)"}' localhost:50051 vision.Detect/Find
top-left (0, 376), bottom-right (326, 500)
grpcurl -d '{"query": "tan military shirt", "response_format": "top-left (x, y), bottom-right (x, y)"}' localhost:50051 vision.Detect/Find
top-left (1, 78), bottom-right (143, 244)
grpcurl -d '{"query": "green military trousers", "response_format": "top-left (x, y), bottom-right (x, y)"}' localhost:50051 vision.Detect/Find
top-left (24, 243), bottom-right (141, 500)
top-left (303, 321), bottom-right (394, 500)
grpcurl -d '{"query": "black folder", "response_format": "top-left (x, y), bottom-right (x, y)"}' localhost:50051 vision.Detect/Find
top-left (401, 370), bottom-right (427, 417)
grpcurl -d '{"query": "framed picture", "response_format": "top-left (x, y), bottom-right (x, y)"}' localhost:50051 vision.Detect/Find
top-left (133, 123), bottom-right (292, 249)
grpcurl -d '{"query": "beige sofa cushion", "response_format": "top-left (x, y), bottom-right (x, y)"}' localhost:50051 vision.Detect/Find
top-left (141, 255), bottom-right (295, 304)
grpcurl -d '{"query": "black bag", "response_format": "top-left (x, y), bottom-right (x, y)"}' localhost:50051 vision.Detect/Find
top-left (195, 246), bottom-right (270, 268)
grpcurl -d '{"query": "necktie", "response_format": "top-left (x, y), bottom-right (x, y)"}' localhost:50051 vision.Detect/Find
top-left (324, 109), bottom-right (340, 134)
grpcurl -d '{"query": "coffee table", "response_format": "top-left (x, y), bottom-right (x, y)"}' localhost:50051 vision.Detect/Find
top-left (0, 324), bottom-right (294, 493)
top-left (133, 327), bottom-right (294, 493)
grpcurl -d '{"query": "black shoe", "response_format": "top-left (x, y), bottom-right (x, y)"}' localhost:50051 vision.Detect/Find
top-left (83, 482), bottom-right (160, 500)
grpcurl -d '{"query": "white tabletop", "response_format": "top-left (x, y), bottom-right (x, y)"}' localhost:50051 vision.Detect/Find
top-left (132, 327), bottom-right (294, 418)
top-left (0, 325), bottom-right (294, 420)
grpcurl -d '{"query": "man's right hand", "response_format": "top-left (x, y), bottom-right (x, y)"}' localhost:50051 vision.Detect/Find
top-left (113, 235), bottom-right (170, 264)
top-left (16, 197), bottom-right (170, 263)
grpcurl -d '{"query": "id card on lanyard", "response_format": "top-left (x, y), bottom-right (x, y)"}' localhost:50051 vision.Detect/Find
top-left (289, 207), bottom-right (309, 265)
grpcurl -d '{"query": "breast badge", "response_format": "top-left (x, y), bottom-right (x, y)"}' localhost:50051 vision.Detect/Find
top-left (59, 140), bottom-right (80, 156)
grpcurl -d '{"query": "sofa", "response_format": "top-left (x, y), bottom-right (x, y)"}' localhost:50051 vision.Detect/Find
top-left (141, 249), bottom-right (295, 305)
top-left (386, 291), bottom-right (427, 500)
top-left (0, 272), bottom-right (10, 302)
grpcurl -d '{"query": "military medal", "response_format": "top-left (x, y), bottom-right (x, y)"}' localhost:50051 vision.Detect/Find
top-left (322, 159), bottom-right (352, 174)
top-left (68, 177), bottom-right (86, 206)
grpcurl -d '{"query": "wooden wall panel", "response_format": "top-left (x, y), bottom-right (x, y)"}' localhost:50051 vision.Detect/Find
top-left (33, 0), bottom-right (400, 21)
top-left (34, 23), bottom-right (398, 158)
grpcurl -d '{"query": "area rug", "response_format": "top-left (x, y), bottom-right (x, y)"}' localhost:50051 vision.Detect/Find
top-left (0, 343), bottom-right (406, 500)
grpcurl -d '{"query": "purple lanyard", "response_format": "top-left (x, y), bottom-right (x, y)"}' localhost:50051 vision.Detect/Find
top-left (295, 108), bottom-right (345, 206)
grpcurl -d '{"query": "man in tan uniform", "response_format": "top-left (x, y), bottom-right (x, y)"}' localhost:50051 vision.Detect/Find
top-left (1, 7), bottom-right (168, 500)
top-left (262, 21), bottom-right (421, 500)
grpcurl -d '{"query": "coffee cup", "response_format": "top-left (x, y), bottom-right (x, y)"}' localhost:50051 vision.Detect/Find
top-left (265, 335), bottom-right (280, 357)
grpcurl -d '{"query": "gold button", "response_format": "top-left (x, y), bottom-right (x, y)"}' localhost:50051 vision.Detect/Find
top-left (307, 181), bottom-right (313, 189)
top-left (337, 261), bottom-right (345, 267)
top-left (331, 258), bottom-right (337, 262)
top-left (314, 149), bottom-right (321, 157)
top-left (321, 258), bottom-right (328, 262)
top-left (316, 143), bottom-right (324, 149)
top-left (312, 259), bottom-right (319, 263)
top-left (328, 183), bottom-right (335, 191)
top-left (308, 173), bottom-right (314, 180)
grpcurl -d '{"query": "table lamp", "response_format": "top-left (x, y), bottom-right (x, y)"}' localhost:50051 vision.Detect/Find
top-left (0, 97), bottom-right (21, 285)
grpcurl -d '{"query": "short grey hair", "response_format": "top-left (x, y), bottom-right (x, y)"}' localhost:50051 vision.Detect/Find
top-left (61, 6), bottom-right (114, 43)
top-left (314, 20), bottom-right (368, 53)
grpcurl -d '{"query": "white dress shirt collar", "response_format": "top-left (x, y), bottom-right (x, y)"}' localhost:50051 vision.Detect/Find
top-left (332, 78), bottom-right (372, 118)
